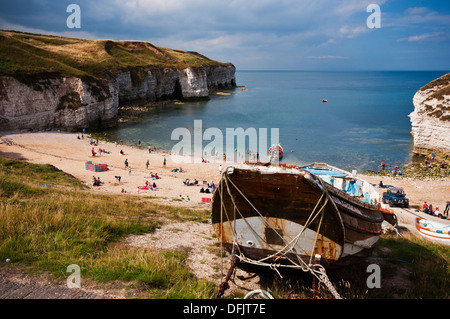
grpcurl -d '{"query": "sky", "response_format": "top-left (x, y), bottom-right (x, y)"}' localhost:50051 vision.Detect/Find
top-left (0, 0), bottom-right (449, 71)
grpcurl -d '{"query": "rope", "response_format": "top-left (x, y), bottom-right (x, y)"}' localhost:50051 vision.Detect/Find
top-left (217, 169), bottom-right (343, 299)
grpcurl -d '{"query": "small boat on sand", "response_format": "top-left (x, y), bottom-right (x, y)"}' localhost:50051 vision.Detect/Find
top-left (415, 217), bottom-right (450, 245)
top-left (211, 162), bottom-right (397, 271)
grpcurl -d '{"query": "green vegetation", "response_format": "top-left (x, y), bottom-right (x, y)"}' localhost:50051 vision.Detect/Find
top-left (0, 30), bottom-right (232, 85)
top-left (0, 156), bottom-right (215, 298)
top-left (420, 73), bottom-right (450, 119)
top-left (237, 233), bottom-right (449, 299)
top-left (0, 155), bottom-right (448, 299)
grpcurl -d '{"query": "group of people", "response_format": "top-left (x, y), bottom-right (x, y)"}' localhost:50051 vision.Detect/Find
top-left (82, 133), bottom-right (223, 201)
top-left (92, 147), bottom-right (110, 156)
top-left (422, 201), bottom-right (449, 219)
top-left (380, 161), bottom-right (403, 175)
top-left (179, 194), bottom-right (190, 201)
top-left (425, 157), bottom-right (446, 169)
top-left (92, 176), bottom-right (103, 186)
top-left (146, 172), bottom-right (160, 179)
top-left (184, 178), bottom-right (199, 186)
top-left (391, 167), bottom-right (403, 176)
top-left (141, 180), bottom-right (157, 191)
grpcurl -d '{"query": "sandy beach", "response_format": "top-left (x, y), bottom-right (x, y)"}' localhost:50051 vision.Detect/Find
top-left (0, 131), bottom-right (222, 209)
top-left (1, 131), bottom-right (449, 211)
top-left (1, 130), bottom-right (449, 216)
top-left (1, 131), bottom-right (449, 298)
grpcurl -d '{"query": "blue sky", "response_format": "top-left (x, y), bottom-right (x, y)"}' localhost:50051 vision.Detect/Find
top-left (1, 0), bottom-right (449, 71)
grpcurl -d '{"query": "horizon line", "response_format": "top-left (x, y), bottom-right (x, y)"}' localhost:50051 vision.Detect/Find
top-left (236, 69), bottom-right (450, 72)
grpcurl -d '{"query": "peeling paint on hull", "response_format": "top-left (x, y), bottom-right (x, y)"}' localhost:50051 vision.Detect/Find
top-left (211, 164), bottom-right (389, 268)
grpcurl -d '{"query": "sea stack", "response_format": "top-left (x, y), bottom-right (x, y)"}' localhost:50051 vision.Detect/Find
top-left (409, 73), bottom-right (450, 157)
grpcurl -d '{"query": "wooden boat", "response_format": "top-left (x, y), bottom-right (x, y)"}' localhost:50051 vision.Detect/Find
top-left (211, 162), bottom-right (396, 270)
top-left (415, 217), bottom-right (450, 245)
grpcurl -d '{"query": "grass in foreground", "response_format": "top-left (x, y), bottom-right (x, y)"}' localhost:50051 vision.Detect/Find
top-left (230, 232), bottom-right (449, 299)
top-left (0, 156), bottom-right (448, 299)
top-left (0, 156), bottom-right (216, 298)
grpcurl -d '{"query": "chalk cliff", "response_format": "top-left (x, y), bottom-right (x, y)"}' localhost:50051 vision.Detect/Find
top-left (0, 31), bottom-right (236, 131)
top-left (409, 73), bottom-right (450, 157)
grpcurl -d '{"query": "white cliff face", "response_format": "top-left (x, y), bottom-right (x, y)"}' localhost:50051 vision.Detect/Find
top-left (0, 76), bottom-right (118, 131)
top-left (409, 75), bottom-right (450, 156)
top-left (0, 64), bottom-right (236, 131)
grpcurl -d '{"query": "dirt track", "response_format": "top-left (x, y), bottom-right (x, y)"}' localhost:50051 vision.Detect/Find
top-left (0, 267), bottom-right (117, 299)
top-left (0, 277), bottom-right (106, 299)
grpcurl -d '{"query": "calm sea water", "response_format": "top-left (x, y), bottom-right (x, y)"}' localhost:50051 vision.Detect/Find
top-left (98, 71), bottom-right (448, 172)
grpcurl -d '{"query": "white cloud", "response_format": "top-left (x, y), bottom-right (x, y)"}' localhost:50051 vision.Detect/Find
top-left (338, 26), bottom-right (369, 39)
top-left (397, 32), bottom-right (444, 42)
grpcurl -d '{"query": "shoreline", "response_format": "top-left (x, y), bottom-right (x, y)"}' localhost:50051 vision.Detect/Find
top-left (1, 130), bottom-right (449, 216)
top-left (0, 131), bottom-right (222, 210)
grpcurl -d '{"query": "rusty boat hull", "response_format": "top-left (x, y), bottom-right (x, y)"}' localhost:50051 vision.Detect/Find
top-left (211, 163), bottom-right (388, 268)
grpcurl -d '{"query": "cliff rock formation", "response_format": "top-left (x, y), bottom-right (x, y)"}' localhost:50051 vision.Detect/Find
top-left (409, 73), bottom-right (450, 157)
top-left (0, 31), bottom-right (236, 131)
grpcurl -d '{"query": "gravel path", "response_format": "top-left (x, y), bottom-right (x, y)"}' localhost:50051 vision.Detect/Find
top-left (0, 277), bottom-right (107, 299)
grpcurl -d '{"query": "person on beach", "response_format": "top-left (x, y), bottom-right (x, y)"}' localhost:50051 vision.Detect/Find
top-left (219, 165), bottom-right (222, 174)
top-left (146, 159), bottom-right (149, 169)
top-left (124, 159), bottom-right (128, 168)
top-left (444, 201), bottom-right (449, 217)
top-left (163, 157), bottom-right (166, 167)
top-left (381, 161), bottom-right (385, 172)
top-left (434, 207), bottom-right (441, 218)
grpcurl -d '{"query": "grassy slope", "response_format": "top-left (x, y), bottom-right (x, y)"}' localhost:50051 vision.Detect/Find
top-left (0, 156), bottom-right (448, 298)
top-left (0, 156), bottom-right (216, 298)
top-left (0, 30), bottom-right (231, 82)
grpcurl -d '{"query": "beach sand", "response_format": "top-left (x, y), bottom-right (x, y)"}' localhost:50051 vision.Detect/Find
top-left (0, 131), bottom-right (222, 209)
top-left (1, 131), bottom-right (449, 297)
top-left (1, 131), bottom-right (449, 214)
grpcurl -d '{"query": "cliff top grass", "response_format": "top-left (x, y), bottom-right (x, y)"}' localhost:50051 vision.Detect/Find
top-left (421, 72), bottom-right (450, 101)
top-left (0, 30), bottom-right (232, 82)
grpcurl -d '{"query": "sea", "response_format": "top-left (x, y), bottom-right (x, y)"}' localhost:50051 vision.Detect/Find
top-left (97, 70), bottom-right (449, 172)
